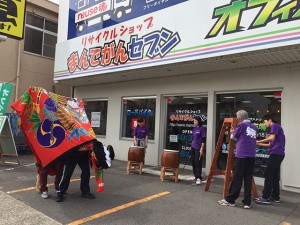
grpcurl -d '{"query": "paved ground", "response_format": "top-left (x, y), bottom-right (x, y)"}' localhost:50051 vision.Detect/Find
top-left (0, 153), bottom-right (299, 225)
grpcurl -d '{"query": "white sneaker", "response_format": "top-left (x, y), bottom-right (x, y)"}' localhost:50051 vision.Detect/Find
top-left (196, 178), bottom-right (201, 185)
top-left (244, 205), bottom-right (251, 209)
top-left (218, 199), bottom-right (235, 207)
top-left (41, 191), bottom-right (49, 199)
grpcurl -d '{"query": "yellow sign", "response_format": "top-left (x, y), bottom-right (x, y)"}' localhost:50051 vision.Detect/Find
top-left (0, 0), bottom-right (26, 40)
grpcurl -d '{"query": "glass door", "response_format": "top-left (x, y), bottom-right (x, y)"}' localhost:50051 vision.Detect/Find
top-left (215, 91), bottom-right (282, 177)
top-left (165, 96), bottom-right (208, 166)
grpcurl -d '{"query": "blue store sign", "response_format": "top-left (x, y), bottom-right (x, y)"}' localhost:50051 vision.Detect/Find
top-left (68, 0), bottom-right (188, 39)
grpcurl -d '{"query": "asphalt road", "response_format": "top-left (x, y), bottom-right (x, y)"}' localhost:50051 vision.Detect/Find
top-left (0, 153), bottom-right (299, 225)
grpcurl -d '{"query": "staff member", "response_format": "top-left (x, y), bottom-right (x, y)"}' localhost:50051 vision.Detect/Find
top-left (218, 110), bottom-right (257, 209)
top-left (133, 118), bottom-right (149, 148)
top-left (191, 116), bottom-right (206, 185)
top-left (255, 115), bottom-right (285, 204)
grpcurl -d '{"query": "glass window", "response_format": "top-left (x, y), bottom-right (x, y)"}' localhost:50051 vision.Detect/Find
top-left (24, 12), bottom-right (57, 59)
top-left (43, 33), bottom-right (57, 58)
top-left (26, 13), bottom-right (44, 29)
top-left (215, 91), bottom-right (282, 177)
top-left (84, 100), bottom-right (108, 136)
top-left (165, 96), bottom-right (208, 166)
top-left (122, 97), bottom-right (156, 140)
top-left (24, 27), bottom-right (43, 55)
top-left (45, 20), bottom-right (58, 33)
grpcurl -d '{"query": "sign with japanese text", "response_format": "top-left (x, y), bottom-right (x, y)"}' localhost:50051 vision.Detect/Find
top-left (68, 0), bottom-right (188, 40)
top-left (0, 0), bottom-right (26, 40)
top-left (91, 111), bottom-right (101, 127)
top-left (0, 83), bottom-right (14, 115)
top-left (55, 0), bottom-right (300, 81)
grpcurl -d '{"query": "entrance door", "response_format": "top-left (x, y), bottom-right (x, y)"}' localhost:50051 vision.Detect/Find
top-left (165, 96), bottom-right (208, 167)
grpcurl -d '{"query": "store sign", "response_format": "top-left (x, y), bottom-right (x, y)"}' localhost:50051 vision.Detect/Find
top-left (0, 83), bottom-right (14, 115)
top-left (55, 0), bottom-right (300, 80)
top-left (0, 0), bottom-right (26, 40)
top-left (127, 108), bottom-right (152, 117)
top-left (68, 0), bottom-right (188, 40)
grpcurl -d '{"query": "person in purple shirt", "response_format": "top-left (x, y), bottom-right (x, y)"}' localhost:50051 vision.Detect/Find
top-left (191, 116), bottom-right (206, 185)
top-left (218, 110), bottom-right (257, 209)
top-left (255, 115), bottom-right (285, 205)
top-left (133, 118), bottom-right (149, 148)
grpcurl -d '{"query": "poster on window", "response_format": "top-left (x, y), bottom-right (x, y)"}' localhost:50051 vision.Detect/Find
top-left (91, 112), bottom-right (101, 127)
top-left (167, 109), bottom-right (201, 165)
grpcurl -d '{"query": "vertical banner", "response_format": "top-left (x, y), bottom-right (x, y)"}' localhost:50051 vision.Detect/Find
top-left (0, 83), bottom-right (14, 115)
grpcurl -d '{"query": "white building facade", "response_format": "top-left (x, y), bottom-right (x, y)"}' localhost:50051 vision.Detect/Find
top-left (55, 0), bottom-right (300, 193)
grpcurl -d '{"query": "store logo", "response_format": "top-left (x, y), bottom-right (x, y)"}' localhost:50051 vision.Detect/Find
top-left (67, 28), bottom-right (181, 73)
top-left (206, 0), bottom-right (300, 39)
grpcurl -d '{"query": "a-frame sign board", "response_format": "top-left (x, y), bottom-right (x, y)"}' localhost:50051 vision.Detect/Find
top-left (0, 116), bottom-right (20, 164)
top-left (205, 118), bottom-right (258, 198)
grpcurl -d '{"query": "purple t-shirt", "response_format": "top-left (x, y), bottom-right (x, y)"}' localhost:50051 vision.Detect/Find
top-left (191, 126), bottom-right (206, 149)
top-left (270, 123), bottom-right (285, 156)
top-left (231, 120), bottom-right (257, 158)
top-left (133, 126), bottom-right (149, 139)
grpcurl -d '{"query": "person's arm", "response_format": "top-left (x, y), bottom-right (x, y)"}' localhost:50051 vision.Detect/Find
top-left (145, 135), bottom-right (149, 148)
top-left (256, 142), bottom-right (270, 148)
top-left (257, 134), bottom-right (275, 144)
top-left (133, 136), bottom-right (137, 146)
top-left (133, 128), bottom-right (137, 145)
top-left (230, 125), bottom-right (240, 141)
top-left (200, 142), bottom-right (205, 157)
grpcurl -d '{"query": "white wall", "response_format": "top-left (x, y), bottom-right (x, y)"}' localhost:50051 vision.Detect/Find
top-left (74, 63), bottom-right (300, 193)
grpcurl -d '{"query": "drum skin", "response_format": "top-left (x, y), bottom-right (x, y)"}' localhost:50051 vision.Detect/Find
top-left (128, 146), bottom-right (145, 162)
top-left (161, 150), bottom-right (180, 168)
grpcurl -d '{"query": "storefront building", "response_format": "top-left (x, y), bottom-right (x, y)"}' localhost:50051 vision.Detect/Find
top-left (55, 0), bottom-right (300, 193)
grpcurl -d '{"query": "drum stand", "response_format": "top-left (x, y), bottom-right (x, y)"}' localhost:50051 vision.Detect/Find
top-left (160, 167), bottom-right (179, 182)
top-left (127, 161), bottom-right (143, 175)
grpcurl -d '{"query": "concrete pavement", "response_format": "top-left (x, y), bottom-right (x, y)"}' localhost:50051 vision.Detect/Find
top-left (0, 154), bottom-right (300, 225)
top-left (0, 190), bottom-right (62, 225)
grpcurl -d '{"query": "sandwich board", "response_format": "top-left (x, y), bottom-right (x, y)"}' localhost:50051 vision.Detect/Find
top-left (0, 116), bottom-right (19, 164)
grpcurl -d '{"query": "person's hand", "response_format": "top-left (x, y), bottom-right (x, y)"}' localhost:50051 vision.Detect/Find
top-left (230, 127), bottom-right (234, 133)
top-left (200, 148), bottom-right (204, 157)
top-left (78, 147), bottom-right (88, 151)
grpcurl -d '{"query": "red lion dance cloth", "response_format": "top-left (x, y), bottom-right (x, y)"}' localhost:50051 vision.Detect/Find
top-left (11, 87), bottom-right (96, 168)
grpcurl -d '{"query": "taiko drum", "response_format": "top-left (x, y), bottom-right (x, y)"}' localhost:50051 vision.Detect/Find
top-left (128, 146), bottom-right (145, 162)
top-left (161, 150), bottom-right (180, 168)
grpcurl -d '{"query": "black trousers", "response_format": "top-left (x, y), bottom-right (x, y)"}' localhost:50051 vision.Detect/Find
top-left (262, 154), bottom-right (284, 200)
top-left (191, 147), bottom-right (203, 180)
top-left (225, 157), bottom-right (255, 205)
top-left (58, 151), bottom-right (90, 195)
